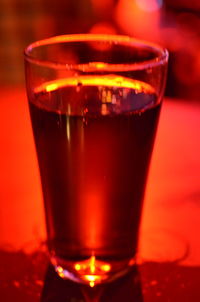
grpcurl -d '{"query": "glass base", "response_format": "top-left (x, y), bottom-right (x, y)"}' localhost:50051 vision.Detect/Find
top-left (50, 254), bottom-right (136, 287)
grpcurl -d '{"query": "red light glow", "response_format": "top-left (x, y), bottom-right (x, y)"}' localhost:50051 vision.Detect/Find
top-left (135, 0), bottom-right (163, 12)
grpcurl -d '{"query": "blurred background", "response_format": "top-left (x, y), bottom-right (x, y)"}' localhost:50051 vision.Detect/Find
top-left (0, 0), bottom-right (200, 267)
top-left (0, 0), bottom-right (200, 100)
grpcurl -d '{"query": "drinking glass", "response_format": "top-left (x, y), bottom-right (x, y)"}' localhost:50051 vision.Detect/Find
top-left (24, 34), bottom-right (168, 287)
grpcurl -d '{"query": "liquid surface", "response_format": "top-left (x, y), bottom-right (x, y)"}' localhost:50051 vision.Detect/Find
top-left (29, 75), bottom-right (161, 285)
top-left (33, 75), bottom-right (156, 115)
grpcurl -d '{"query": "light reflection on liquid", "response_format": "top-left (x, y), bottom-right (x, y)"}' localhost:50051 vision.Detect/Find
top-left (36, 75), bottom-right (154, 95)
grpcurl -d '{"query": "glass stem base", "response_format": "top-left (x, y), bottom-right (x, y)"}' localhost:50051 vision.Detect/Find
top-left (50, 254), bottom-right (136, 287)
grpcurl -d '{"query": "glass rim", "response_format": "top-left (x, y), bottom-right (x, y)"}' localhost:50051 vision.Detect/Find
top-left (24, 34), bottom-right (168, 71)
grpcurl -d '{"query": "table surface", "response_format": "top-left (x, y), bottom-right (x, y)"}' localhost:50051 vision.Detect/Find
top-left (0, 87), bottom-right (200, 301)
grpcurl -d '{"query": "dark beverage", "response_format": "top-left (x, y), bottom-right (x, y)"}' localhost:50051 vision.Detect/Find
top-left (29, 75), bottom-right (161, 285)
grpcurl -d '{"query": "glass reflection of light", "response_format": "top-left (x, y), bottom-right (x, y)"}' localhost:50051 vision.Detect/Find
top-left (101, 103), bottom-right (108, 115)
top-left (35, 75), bottom-right (154, 95)
top-left (55, 265), bottom-right (82, 283)
top-left (101, 264), bottom-right (111, 272)
top-left (75, 264), bottom-right (81, 271)
top-left (73, 256), bottom-right (111, 286)
top-left (46, 83), bottom-right (58, 92)
top-left (84, 275), bottom-right (101, 287)
top-left (66, 104), bottom-right (71, 141)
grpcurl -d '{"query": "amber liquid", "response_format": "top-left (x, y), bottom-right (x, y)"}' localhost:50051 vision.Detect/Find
top-left (29, 75), bottom-right (161, 285)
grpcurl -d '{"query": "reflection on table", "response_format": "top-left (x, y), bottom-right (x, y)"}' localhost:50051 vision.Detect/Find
top-left (0, 248), bottom-right (200, 301)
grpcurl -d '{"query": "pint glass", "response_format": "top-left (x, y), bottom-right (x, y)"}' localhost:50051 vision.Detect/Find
top-left (24, 34), bottom-right (168, 286)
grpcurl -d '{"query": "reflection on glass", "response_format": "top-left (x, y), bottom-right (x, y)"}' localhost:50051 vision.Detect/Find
top-left (41, 264), bottom-right (143, 302)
